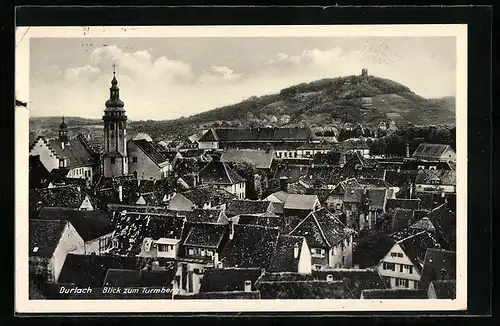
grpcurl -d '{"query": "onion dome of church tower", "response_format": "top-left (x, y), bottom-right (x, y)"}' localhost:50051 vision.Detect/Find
top-left (105, 65), bottom-right (125, 111)
top-left (59, 116), bottom-right (68, 130)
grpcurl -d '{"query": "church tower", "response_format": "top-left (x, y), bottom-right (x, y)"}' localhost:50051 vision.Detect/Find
top-left (59, 116), bottom-right (68, 142)
top-left (102, 65), bottom-right (128, 177)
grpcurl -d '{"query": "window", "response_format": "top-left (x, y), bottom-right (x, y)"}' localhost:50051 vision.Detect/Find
top-left (133, 157), bottom-right (138, 163)
top-left (188, 248), bottom-right (194, 255)
top-left (342, 256), bottom-right (345, 265)
top-left (59, 159), bottom-right (64, 168)
top-left (157, 244), bottom-right (167, 252)
top-left (400, 264), bottom-right (404, 273)
top-left (99, 237), bottom-right (110, 252)
top-left (200, 249), bottom-right (206, 256)
top-left (414, 281), bottom-right (419, 289)
top-left (398, 253), bottom-right (403, 258)
top-left (404, 265), bottom-right (413, 274)
top-left (391, 252), bottom-right (398, 258)
top-left (314, 264), bottom-right (322, 271)
top-left (383, 262), bottom-right (396, 271)
top-left (207, 250), bottom-right (213, 257)
top-left (111, 158), bottom-right (115, 165)
top-left (311, 248), bottom-right (325, 258)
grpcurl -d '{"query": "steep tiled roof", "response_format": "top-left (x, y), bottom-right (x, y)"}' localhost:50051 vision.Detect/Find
top-left (427, 203), bottom-right (456, 250)
top-left (305, 188), bottom-right (333, 204)
top-left (366, 188), bottom-right (388, 210)
top-left (136, 193), bottom-right (161, 206)
top-left (174, 291), bottom-right (260, 299)
top-left (111, 212), bottom-right (185, 256)
top-left (384, 170), bottom-right (418, 187)
top-left (221, 149), bottom-right (275, 169)
top-left (103, 268), bottom-right (176, 287)
top-left (397, 231), bottom-right (442, 274)
top-left (199, 161), bottom-right (245, 185)
top-left (361, 289), bottom-right (429, 299)
top-left (415, 170), bottom-right (456, 185)
top-left (267, 190), bottom-right (289, 203)
top-left (386, 198), bottom-right (421, 211)
top-left (420, 249), bottom-right (456, 290)
top-left (257, 269), bottom-right (386, 298)
top-left (343, 187), bottom-right (364, 203)
top-left (220, 224), bottom-right (281, 269)
top-left (429, 280), bottom-right (456, 299)
top-left (409, 216), bottom-right (435, 232)
top-left (29, 155), bottom-right (50, 189)
top-left (41, 135), bottom-right (96, 169)
top-left (412, 143), bottom-right (454, 159)
top-left (237, 215), bottom-right (286, 229)
top-left (181, 186), bottom-right (237, 206)
top-left (184, 209), bottom-right (226, 224)
top-left (183, 223), bottom-right (226, 248)
top-left (358, 178), bottom-right (392, 188)
top-left (37, 207), bottom-right (113, 242)
top-left (257, 280), bottom-right (354, 299)
top-left (284, 194), bottom-right (319, 210)
top-left (30, 186), bottom-right (93, 210)
top-left (392, 208), bottom-right (414, 232)
top-left (29, 219), bottom-right (68, 257)
top-left (290, 208), bottom-right (355, 248)
top-left (268, 235), bottom-right (305, 273)
top-left (353, 232), bottom-right (396, 269)
top-left (58, 254), bottom-right (141, 287)
top-left (199, 127), bottom-right (317, 142)
top-left (200, 267), bottom-right (262, 292)
top-left (226, 200), bottom-right (272, 217)
top-left (131, 139), bottom-right (170, 166)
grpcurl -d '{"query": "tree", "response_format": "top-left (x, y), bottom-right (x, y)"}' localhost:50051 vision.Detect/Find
top-left (232, 161), bottom-right (260, 199)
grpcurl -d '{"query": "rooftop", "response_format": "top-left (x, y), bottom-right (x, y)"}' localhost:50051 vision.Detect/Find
top-left (29, 219), bottom-right (69, 257)
top-left (221, 149), bottom-right (275, 169)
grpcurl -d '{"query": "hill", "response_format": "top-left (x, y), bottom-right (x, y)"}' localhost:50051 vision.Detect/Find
top-left (29, 74), bottom-right (455, 142)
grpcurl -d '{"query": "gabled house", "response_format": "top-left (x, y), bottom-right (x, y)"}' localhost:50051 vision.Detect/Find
top-left (30, 186), bottom-right (95, 218)
top-left (427, 280), bottom-right (456, 299)
top-left (377, 230), bottom-right (442, 289)
top-left (36, 207), bottom-right (114, 256)
top-left (128, 138), bottom-right (179, 180)
top-left (412, 143), bottom-right (456, 162)
top-left (29, 219), bottom-right (85, 283)
top-left (289, 208), bottom-right (356, 270)
top-left (419, 249), bottom-right (456, 290)
top-left (225, 199), bottom-right (276, 218)
top-left (220, 149), bottom-right (275, 170)
top-left (198, 161), bottom-right (246, 199)
top-left (415, 170), bottom-right (456, 194)
top-left (283, 194), bottom-right (321, 218)
top-left (268, 235), bottom-right (312, 274)
top-left (167, 186), bottom-right (236, 211)
top-left (29, 119), bottom-right (98, 183)
top-left (219, 224), bottom-right (281, 270)
top-left (174, 222), bottom-right (230, 295)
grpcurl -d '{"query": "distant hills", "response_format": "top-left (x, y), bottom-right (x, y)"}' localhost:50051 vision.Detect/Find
top-left (29, 74), bottom-right (455, 142)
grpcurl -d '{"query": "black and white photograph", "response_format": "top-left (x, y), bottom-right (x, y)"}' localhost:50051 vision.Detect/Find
top-left (15, 24), bottom-right (467, 313)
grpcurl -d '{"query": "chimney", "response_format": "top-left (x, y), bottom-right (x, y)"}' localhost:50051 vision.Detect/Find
top-left (293, 243), bottom-right (300, 259)
top-left (244, 280), bottom-right (252, 292)
top-left (118, 185), bottom-right (123, 202)
top-left (229, 220), bottom-right (234, 240)
top-left (61, 142), bottom-right (65, 150)
top-left (406, 143), bottom-right (410, 158)
top-left (280, 176), bottom-right (289, 192)
top-left (326, 274), bottom-right (334, 283)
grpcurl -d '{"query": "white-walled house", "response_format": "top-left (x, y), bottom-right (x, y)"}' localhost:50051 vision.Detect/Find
top-left (128, 138), bottom-right (178, 180)
top-left (268, 235), bottom-right (312, 274)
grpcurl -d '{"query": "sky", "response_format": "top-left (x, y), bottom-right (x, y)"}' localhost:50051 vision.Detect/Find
top-left (29, 36), bottom-right (456, 121)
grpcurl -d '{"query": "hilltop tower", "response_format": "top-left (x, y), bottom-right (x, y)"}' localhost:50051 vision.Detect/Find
top-left (102, 64), bottom-right (128, 177)
top-left (361, 68), bottom-right (368, 77)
